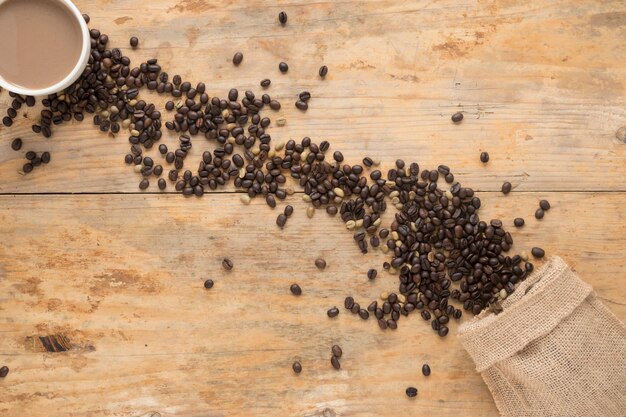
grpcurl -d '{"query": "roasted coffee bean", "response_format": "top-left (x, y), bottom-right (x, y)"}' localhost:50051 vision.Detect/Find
top-left (3, 116), bottom-right (12, 127)
top-left (233, 52), bottom-right (243, 65)
top-left (41, 152), bottom-right (50, 164)
top-left (22, 163), bottom-right (33, 173)
top-left (358, 309), bottom-right (369, 320)
top-left (292, 361), bottom-right (302, 374)
top-left (367, 269), bottom-right (377, 280)
top-left (278, 11), bottom-right (287, 25)
top-left (514, 218), bottom-right (525, 227)
top-left (277, 213), bottom-right (287, 227)
top-left (327, 307), bottom-right (339, 318)
top-left (130, 37), bottom-right (139, 48)
top-left (299, 91), bottom-right (311, 101)
top-left (284, 205), bottom-right (294, 217)
top-left (350, 303), bottom-right (360, 314)
top-left (539, 199), bottom-right (551, 210)
top-left (0, 366), bottom-right (8, 378)
top-left (139, 179), bottom-right (149, 189)
top-left (344, 296), bottom-right (354, 309)
top-left (158, 178), bottom-right (166, 190)
top-left (531, 247), bottom-right (545, 258)
top-left (222, 258), bottom-right (234, 270)
top-left (290, 283), bottom-right (302, 296)
top-left (367, 301), bottom-right (378, 311)
top-left (260, 79), bottom-right (271, 87)
top-left (82, 13), bottom-right (90, 23)
top-left (319, 65), bottom-right (328, 77)
top-left (11, 138), bottom-right (22, 151)
top-left (315, 258), bottom-right (327, 270)
top-left (331, 356), bottom-right (340, 370)
top-left (422, 364), bottom-right (431, 376)
top-left (269, 100), bottom-right (281, 110)
top-left (406, 387), bottom-right (418, 398)
top-left (502, 182), bottom-right (512, 194)
top-left (279, 62), bottom-right (288, 73)
top-left (535, 208), bottom-right (545, 219)
top-left (438, 326), bottom-right (449, 337)
top-left (204, 279), bottom-right (214, 289)
top-left (331, 345), bottom-right (342, 358)
top-left (7, 108), bottom-right (17, 118)
top-left (451, 112), bottom-right (463, 123)
top-left (295, 100), bottom-right (308, 111)
top-left (387, 319), bottom-right (398, 330)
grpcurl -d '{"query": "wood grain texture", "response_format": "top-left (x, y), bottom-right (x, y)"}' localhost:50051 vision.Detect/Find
top-left (1, 0), bottom-right (625, 416)
top-left (0, 193), bottom-right (624, 417)
top-left (0, 0), bottom-right (625, 192)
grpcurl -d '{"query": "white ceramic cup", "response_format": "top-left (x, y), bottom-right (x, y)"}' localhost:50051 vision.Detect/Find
top-left (0, 0), bottom-right (91, 97)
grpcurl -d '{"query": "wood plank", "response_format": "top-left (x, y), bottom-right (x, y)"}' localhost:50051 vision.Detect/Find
top-left (0, 192), bottom-right (624, 416)
top-left (1, 0), bottom-right (625, 193)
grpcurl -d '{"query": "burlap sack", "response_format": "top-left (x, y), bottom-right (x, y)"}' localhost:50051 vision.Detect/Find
top-left (458, 257), bottom-right (626, 417)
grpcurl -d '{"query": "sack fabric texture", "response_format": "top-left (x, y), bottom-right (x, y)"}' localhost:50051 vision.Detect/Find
top-left (458, 256), bottom-right (626, 417)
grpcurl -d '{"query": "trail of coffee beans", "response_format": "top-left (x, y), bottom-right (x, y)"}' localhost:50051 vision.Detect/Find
top-left (1, 17), bottom-right (549, 392)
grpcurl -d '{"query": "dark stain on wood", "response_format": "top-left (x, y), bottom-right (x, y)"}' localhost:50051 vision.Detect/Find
top-left (37, 334), bottom-right (71, 352)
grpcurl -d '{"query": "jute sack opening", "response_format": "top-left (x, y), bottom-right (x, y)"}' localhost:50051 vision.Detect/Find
top-left (458, 257), bottom-right (626, 417)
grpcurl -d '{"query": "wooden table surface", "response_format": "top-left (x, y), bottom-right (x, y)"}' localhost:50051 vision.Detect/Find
top-left (1, 1), bottom-right (625, 416)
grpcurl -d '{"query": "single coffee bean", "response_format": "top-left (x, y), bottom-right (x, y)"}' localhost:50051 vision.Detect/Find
top-left (539, 199), bottom-right (551, 210)
top-left (82, 13), bottom-right (90, 23)
top-left (406, 387), bottom-right (418, 398)
top-left (422, 364), bottom-right (431, 376)
top-left (367, 301), bottom-right (378, 311)
top-left (480, 152), bottom-right (489, 163)
top-left (358, 309), bottom-right (369, 320)
top-left (260, 79), bottom-right (271, 88)
top-left (204, 279), bottom-right (214, 289)
top-left (292, 361), bottom-right (302, 374)
top-left (501, 182), bottom-right (512, 194)
top-left (319, 65), bottom-right (328, 78)
top-left (295, 100), bottom-right (308, 111)
top-left (279, 62), bottom-right (288, 73)
top-left (233, 52), bottom-right (243, 66)
top-left (531, 247), bottom-right (545, 258)
top-left (315, 258), bottom-right (327, 269)
top-left (23, 163), bottom-right (33, 173)
top-left (331, 345), bottom-right (342, 358)
top-left (344, 296), bottom-right (354, 309)
top-left (130, 37), bottom-right (139, 48)
top-left (139, 179), bottom-right (149, 190)
top-left (514, 218), bottom-right (525, 227)
top-left (284, 205), bottom-right (294, 217)
top-left (451, 112), bottom-right (463, 123)
top-left (290, 283), bottom-right (302, 296)
top-left (0, 366), bottom-right (8, 378)
top-left (438, 326), bottom-right (449, 337)
top-left (11, 138), bottom-right (22, 151)
top-left (41, 152), bottom-right (50, 164)
top-left (387, 319), bottom-right (398, 330)
top-left (3, 116), bottom-right (12, 127)
top-left (327, 307), bottom-right (339, 318)
top-left (158, 178), bottom-right (166, 190)
top-left (367, 269), bottom-right (377, 280)
top-left (278, 11), bottom-right (287, 25)
top-left (276, 213), bottom-right (287, 228)
top-left (535, 208), bottom-right (545, 219)
top-left (222, 258), bottom-right (234, 270)
top-left (299, 91), bottom-right (311, 101)
top-left (331, 356), bottom-right (340, 370)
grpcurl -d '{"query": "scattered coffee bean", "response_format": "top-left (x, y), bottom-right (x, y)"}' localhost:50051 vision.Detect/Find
top-left (539, 199), bottom-right (551, 210)
top-left (327, 307), bottom-right (339, 318)
top-left (358, 309), bottom-right (369, 320)
top-left (82, 13), bottom-right (90, 23)
top-left (279, 62), bottom-right (288, 73)
top-left (41, 152), bottom-right (50, 164)
top-left (277, 213), bottom-right (287, 227)
top-left (480, 152), bottom-right (489, 163)
top-left (204, 279), bottom-right (214, 289)
top-left (331, 356), bottom-right (341, 370)
top-left (0, 366), bottom-right (8, 378)
top-left (438, 326), bottom-right (449, 337)
top-left (331, 345), bottom-right (342, 358)
top-left (344, 296), bottom-right (354, 310)
top-left (139, 179), bottom-right (149, 190)
top-left (130, 37), bottom-right (139, 48)
top-left (367, 269), bottom-right (377, 280)
top-left (315, 258), bottom-right (326, 270)
top-left (501, 182), bottom-right (512, 194)
top-left (406, 387), bottom-right (418, 398)
top-left (319, 65), bottom-right (328, 78)
top-left (535, 208), bottom-right (544, 219)
top-left (11, 138), bottom-right (22, 151)
top-left (22, 163), bottom-right (33, 173)
top-left (422, 364), bottom-right (431, 376)
top-left (260, 79), bottom-right (271, 88)
top-left (158, 178), bottom-right (166, 190)
top-left (531, 247), bottom-right (545, 258)
top-left (284, 205), bottom-right (293, 217)
top-left (292, 361), bottom-right (302, 374)
top-left (233, 52), bottom-right (243, 65)
top-left (451, 112), bottom-right (463, 123)
top-left (295, 100), bottom-right (308, 111)
top-left (278, 11), bottom-right (287, 25)
top-left (222, 258), bottom-right (234, 270)
top-left (290, 283), bottom-right (302, 296)
top-left (514, 218), bottom-right (525, 227)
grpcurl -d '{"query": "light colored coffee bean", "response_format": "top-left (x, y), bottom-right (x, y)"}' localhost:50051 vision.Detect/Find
top-left (333, 188), bottom-right (344, 198)
top-left (307, 207), bottom-right (315, 218)
top-left (346, 220), bottom-right (356, 230)
top-left (240, 195), bottom-right (251, 205)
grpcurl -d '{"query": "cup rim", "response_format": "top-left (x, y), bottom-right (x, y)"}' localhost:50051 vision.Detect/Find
top-left (0, 0), bottom-right (90, 97)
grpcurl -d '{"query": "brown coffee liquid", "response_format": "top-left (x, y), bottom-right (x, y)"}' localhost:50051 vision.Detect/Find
top-left (0, 0), bottom-right (82, 90)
